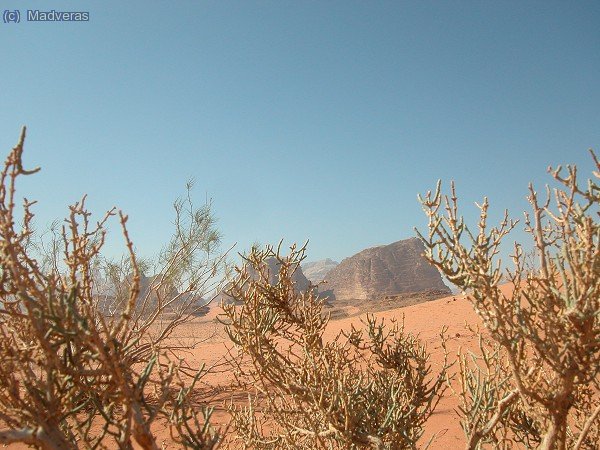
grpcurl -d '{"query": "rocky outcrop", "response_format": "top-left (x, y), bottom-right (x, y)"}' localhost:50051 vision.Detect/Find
top-left (217, 257), bottom-right (312, 304)
top-left (321, 238), bottom-right (450, 301)
top-left (258, 257), bottom-right (311, 292)
top-left (301, 258), bottom-right (339, 284)
top-left (96, 274), bottom-right (210, 317)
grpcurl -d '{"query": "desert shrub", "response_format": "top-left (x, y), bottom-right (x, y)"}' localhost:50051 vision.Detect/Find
top-left (417, 152), bottom-right (600, 449)
top-left (0, 128), bottom-right (225, 449)
top-left (221, 243), bottom-right (449, 449)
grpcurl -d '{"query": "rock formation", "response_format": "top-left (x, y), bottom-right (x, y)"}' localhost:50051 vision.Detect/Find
top-left (217, 256), bottom-right (312, 304)
top-left (257, 257), bottom-right (312, 292)
top-left (321, 237), bottom-right (450, 301)
top-left (301, 258), bottom-right (339, 284)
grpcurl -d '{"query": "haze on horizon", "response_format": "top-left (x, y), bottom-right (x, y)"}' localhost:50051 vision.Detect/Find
top-left (1, 1), bottom-right (598, 264)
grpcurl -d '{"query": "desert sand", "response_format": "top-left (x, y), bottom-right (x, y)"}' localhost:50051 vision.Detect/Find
top-left (4, 289), bottom-right (498, 449)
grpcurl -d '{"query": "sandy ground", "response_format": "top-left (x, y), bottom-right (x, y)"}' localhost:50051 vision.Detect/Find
top-left (318, 292), bottom-right (481, 449)
top-left (3, 289), bottom-right (500, 449)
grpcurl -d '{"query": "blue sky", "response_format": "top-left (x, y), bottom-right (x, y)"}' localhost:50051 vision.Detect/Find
top-left (1, 1), bottom-right (599, 264)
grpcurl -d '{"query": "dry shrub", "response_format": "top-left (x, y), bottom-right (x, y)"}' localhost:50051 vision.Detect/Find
top-left (417, 152), bottom-right (600, 449)
top-left (221, 243), bottom-right (449, 449)
top-left (0, 128), bottom-right (225, 449)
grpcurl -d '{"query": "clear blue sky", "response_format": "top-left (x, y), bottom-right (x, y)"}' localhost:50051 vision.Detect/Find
top-left (1, 1), bottom-right (599, 264)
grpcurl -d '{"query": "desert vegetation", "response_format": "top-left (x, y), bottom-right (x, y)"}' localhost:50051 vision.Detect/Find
top-left (221, 243), bottom-right (449, 449)
top-left (0, 128), bottom-right (225, 449)
top-left (417, 153), bottom-right (600, 449)
top-left (0, 127), bottom-right (598, 450)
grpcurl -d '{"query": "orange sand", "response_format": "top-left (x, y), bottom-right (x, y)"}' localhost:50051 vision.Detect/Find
top-left (4, 289), bottom-right (503, 449)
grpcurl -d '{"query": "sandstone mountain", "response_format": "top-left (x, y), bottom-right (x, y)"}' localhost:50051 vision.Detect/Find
top-left (321, 238), bottom-right (450, 301)
top-left (301, 258), bottom-right (339, 284)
